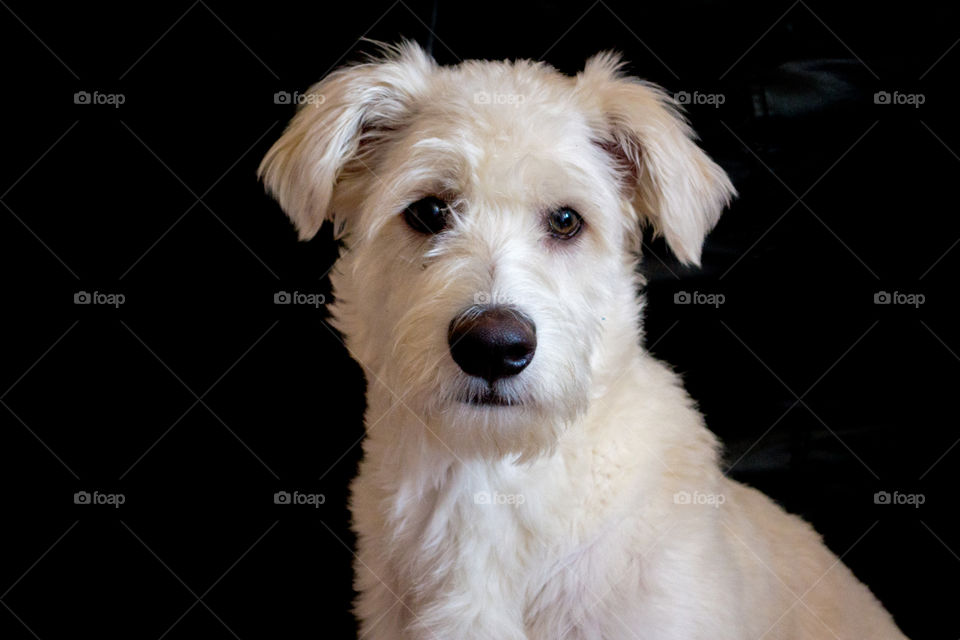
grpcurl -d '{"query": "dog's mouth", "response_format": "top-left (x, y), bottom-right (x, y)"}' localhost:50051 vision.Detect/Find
top-left (460, 387), bottom-right (521, 407)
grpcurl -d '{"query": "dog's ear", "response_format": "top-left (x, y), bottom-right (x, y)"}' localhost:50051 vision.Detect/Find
top-left (578, 53), bottom-right (735, 265)
top-left (258, 42), bottom-right (434, 240)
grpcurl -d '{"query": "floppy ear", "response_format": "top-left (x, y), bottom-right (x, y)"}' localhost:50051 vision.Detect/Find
top-left (258, 42), bottom-right (434, 240)
top-left (578, 53), bottom-right (735, 265)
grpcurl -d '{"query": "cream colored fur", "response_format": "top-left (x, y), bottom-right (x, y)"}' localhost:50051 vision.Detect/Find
top-left (260, 42), bottom-right (908, 639)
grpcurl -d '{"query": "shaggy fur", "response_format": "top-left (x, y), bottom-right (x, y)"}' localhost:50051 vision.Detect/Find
top-left (260, 42), bottom-right (908, 639)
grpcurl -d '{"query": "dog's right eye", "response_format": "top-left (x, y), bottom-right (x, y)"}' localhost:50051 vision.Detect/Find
top-left (403, 197), bottom-right (449, 235)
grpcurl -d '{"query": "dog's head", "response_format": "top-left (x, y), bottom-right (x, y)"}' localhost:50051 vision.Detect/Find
top-left (260, 42), bottom-right (734, 459)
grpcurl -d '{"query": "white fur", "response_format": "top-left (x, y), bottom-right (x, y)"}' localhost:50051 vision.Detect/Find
top-left (260, 42), bottom-right (908, 639)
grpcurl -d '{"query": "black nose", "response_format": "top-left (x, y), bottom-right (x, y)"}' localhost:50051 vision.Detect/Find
top-left (448, 306), bottom-right (536, 383)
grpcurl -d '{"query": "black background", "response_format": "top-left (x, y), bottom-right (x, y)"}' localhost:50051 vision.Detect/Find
top-left (2, 1), bottom-right (958, 638)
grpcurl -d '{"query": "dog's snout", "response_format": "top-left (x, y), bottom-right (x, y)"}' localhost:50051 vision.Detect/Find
top-left (448, 307), bottom-right (536, 383)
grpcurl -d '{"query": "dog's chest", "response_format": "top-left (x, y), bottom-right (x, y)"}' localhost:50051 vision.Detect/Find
top-left (380, 457), bottom-right (640, 637)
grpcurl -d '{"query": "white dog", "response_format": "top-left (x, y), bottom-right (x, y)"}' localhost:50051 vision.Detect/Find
top-left (260, 42), bottom-right (908, 640)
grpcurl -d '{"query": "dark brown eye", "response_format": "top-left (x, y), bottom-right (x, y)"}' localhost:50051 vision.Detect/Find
top-left (547, 207), bottom-right (583, 238)
top-left (403, 196), bottom-right (449, 234)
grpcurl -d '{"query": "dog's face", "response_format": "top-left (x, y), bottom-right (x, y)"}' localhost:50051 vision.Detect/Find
top-left (260, 43), bottom-right (734, 459)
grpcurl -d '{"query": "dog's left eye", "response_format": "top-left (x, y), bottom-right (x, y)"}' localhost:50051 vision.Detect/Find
top-left (403, 196), bottom-right (449, 235)
top-left (547, 207), bottom-right (583, 238)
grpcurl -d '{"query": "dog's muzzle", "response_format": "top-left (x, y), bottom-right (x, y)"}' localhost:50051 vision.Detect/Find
top-left (448, 306), bottom-right (536, 384)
